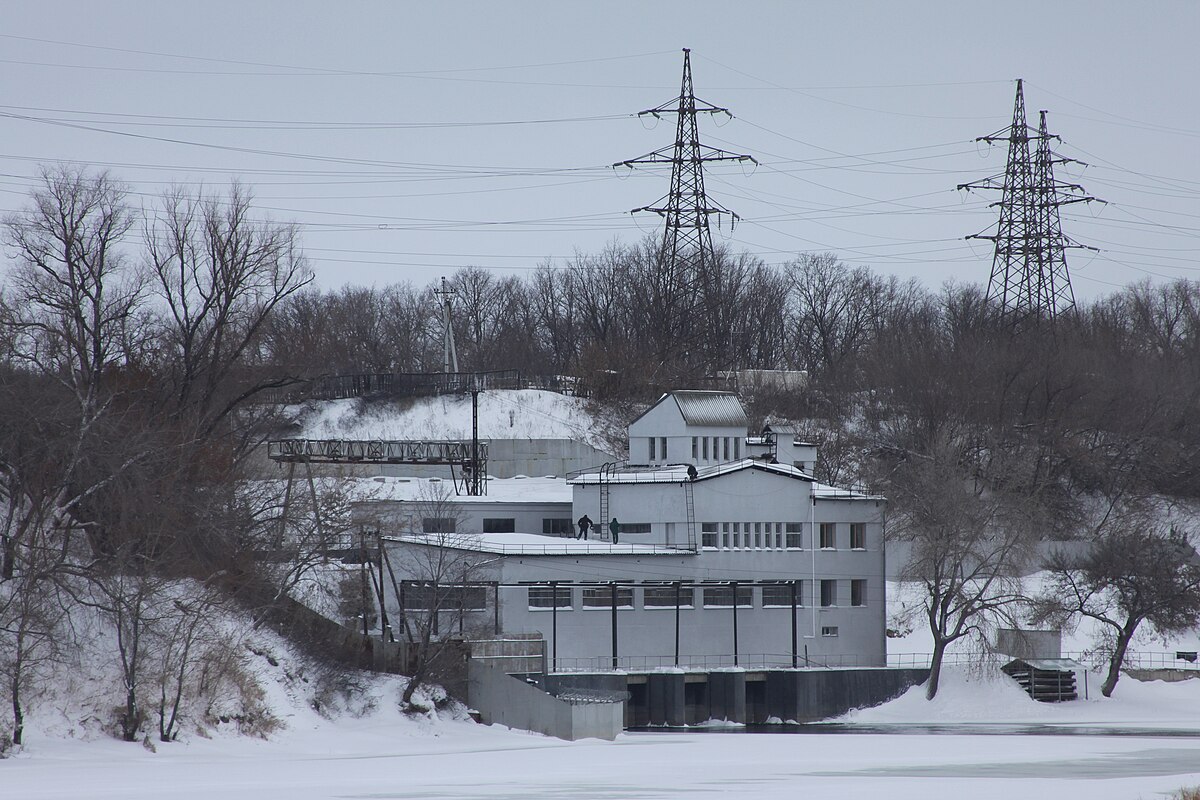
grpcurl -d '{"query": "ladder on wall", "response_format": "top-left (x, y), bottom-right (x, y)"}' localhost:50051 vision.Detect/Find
top-left (682, 479), bottom-right (697, 551)
top-left (597, 462), bottom-right (614, 541)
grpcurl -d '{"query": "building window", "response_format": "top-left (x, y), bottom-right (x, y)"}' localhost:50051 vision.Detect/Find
top-left (702, 437), bottom-right (709, 460)
top-left (734, 438), bottom-right (741, 459)
top-left (649, 436), bottom-right (656, 461)
top-left (528, 585), bottom-right (572, 610)
top-left (660, 437), bottom-right (667, 460)
top-left (851, 579), bottom-right (866, 607)
top-left (774, 523), bottom-right (784, 550)
top-left (482, 518), bottom-right (515, 533)
top-left (820, 579), bottom-right (837, 607)
top-left (643, 584), bottom-right (693, 608)
top-left (820, 522), bottom-right (837, 549)
top-left (422, 517), bottom-right (456, 534)
top-left (821, 626), bottom-right (839, 637)
top-left (691, 437), bottom-right (698, 459)
top-left (761, 582), bottom-right (803, 607)
top-left (723, 437), bottom-right (730, 460)
top-left (721, 522), bottom-right (731, 550)
top-left (702, 585), bottom-right (753, 608)
top-left (407, 585), bottom-right (485, 611)
top-left (620, 522), bottom-right (651, 535)
top-left (701, 522), bottom-right (718, 550)
top-left (542, 518), bottom-right (572, 536)
top-left (582, 586), bottom-right (633, 608)
top-left (785, 522), bottom-right (803, 549)
top-left (850, 523), bottom-right (866, 550)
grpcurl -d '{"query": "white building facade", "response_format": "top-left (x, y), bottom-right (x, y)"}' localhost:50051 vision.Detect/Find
top-left (379, 391), bottom-right (887, 670)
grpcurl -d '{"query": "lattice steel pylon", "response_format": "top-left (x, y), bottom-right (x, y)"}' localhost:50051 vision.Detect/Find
top-left (958, 79), bottom-right (1099, 326)
top-left (615, 48), bottom-right (755, 365)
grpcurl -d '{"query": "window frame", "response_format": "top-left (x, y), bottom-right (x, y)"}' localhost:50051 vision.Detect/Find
top-left (643, 584), bottom-right (694, 609)
top-left (850, 522), bottom-right (866, 550)
top-left (820, 579), bottom-right (837, 607)
top-left (582, 586), bottom-right (633, 609)
top-left (761, 582), bottom-right (803, 608)
top-left (702, 584), bottom-right (753, 609)
top-left (527, 585), bottom-right (573, 610)
top-left (482, 517), bottom-right (515, 534)
top-left (819, 522), bottom-right (837, 550)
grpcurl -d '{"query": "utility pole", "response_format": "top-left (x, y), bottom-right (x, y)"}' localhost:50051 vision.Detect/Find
top-left (615, 48), bottom-right (756, 370)
top-left (435, 276), bottom-right (459, 373)
top-left (959, 79), bottom-right (1099, 328)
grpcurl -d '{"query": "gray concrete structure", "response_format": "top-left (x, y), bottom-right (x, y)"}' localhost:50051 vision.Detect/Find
top-left (542, 667), bottom-right (929, 726)
top-left (468, 660), bottom-right (623, 740)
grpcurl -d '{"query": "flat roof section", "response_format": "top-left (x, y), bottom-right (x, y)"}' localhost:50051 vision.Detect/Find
top-left (354, 475), bottom-right (572, 504)
top-left (385, 532), bottom-right (685, 556)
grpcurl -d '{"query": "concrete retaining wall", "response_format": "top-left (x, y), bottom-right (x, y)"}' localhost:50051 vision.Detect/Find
top-left (468, 661), bottom-right (623, 741)
top-left (544, 666), bottom-right (928, 726)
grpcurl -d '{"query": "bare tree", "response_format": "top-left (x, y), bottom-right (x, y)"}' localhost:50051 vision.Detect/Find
top-left (1035, 510), bottom-right (1200, 697)
top-left (2, 166), bottom-right (142, 418)
top-left (381, 484), bottom-right (491, 708)
top-left (884, 433), bottom-right (1036, 699)
top-left (144, 183), bottom-right (313, 437)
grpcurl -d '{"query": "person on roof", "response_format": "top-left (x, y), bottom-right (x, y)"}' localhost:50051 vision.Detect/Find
top-left (609, 517), bottom-right (620, 544)
top-left (576, 514), bottom-right (592, 540)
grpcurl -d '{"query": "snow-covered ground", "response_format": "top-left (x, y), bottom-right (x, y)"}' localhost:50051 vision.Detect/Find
top-left (8, 674), bottom-right (1200, 800)
top-left (11, 394), bottom-right (1200, 797)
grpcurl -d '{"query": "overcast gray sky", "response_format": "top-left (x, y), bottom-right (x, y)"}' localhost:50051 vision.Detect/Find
top-left (3, 1), bottom-right (1197, 298)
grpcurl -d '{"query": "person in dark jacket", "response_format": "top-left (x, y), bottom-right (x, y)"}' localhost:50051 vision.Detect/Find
top-left (577, 514), bottom-right (592, 540)
top-left (608, 517), bottom-right (620, 544)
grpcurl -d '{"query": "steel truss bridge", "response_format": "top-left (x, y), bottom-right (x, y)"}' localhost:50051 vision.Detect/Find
top-left (267, 438), bottom-right (487, 495)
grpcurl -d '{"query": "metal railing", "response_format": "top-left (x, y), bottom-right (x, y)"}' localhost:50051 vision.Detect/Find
top-left (546, 650), bottom-right (1200, 675)
top-left (257, 370), bottom-right (588, 404)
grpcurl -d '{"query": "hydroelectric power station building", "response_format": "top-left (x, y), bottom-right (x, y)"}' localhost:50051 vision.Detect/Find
top-left (368, 390), bottom-right (887, 672)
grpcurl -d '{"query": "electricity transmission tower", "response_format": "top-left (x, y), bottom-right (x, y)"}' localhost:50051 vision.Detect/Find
top-left (959, 79), bottom-right (1099, 326)
top-left (434, 276), bottom-right (459, 373)
top-left (615, 48), bottom-right (756, 367)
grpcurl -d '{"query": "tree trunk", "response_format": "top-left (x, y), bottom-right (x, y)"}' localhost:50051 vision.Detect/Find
top-left (11, 674), bottom-right (22, 746)
top-left (1102, 623), bottom-right (1137, 697)
top-left (926, 638), bottom-right (947, 700)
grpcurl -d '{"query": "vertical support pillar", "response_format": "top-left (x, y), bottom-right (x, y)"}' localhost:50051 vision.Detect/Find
top-left (731, 581), bottom-right (740, 667)
top-left (791, 579), bottom-right (798, 668)
top-left (611, 583), bottom-right (619, 670)
top-left (674, 581), bottom-right (682, 667)
top-left (551, 581), bottom-right (558, 673)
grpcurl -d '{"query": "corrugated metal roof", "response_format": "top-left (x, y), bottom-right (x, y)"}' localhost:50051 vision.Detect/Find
top-left (671, 391), bottom-right (747, 427)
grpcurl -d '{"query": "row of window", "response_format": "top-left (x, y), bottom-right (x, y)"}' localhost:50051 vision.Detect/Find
top-left (425, 517), bottom-right (869, 548)
top-left (700, 522), bottom-right (867, 551)
top-left (526, 580), bottom-right (868, 610)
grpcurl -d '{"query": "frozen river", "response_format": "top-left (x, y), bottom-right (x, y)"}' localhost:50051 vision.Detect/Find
top-left (8, 725), bottom-right (1200, 800)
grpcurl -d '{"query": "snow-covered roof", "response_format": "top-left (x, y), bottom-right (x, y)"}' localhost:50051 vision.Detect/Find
top-left (352, 475), bottom-right (571, 504)
top-left (630, 390), bottom-right (748, 429)
top-left (568, 458), bottom-right (883, 500)
top-left (385, 532), bottom-right (682, 556)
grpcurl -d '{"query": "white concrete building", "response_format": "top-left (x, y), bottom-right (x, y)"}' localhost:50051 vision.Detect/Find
top-left (376, 390), bottom-right (886, 671)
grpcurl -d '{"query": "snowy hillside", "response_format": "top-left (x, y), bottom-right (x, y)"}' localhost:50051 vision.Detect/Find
top-left (291, 390), bottom-right (616, 453)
